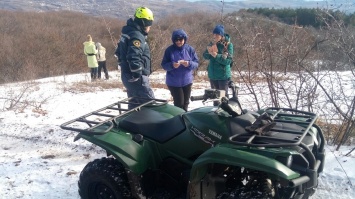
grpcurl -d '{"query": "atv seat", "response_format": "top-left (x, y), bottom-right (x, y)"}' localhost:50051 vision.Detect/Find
top-left (119, 108), bottom-right (186, 143)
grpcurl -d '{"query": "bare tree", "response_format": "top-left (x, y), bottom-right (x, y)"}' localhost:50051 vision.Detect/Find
top-left (316, 10), bottom-right (355, 149)
top-left (223, 10), bottom-right (354, 148)
top-left (225, 12), bottom-right (320, 110)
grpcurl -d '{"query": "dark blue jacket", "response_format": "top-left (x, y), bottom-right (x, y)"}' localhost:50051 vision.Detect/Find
top-left (161, 29), bottom-right (199, 87)
top-left (115, 18), bottom-right (151, 78)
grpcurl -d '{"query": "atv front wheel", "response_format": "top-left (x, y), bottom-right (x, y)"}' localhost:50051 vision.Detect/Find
top-left (217, 168), bottom-right (275, 199)
top-left (78, 157), bottom-right (131, 199)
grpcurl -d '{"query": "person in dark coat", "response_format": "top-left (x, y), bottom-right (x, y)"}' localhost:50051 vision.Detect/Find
top-left (161, 29), bottom-right (199, 111)
top-left (115, 7), bottom-right (155, 109)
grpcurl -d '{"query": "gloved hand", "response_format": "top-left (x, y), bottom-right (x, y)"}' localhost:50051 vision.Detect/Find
top-left (128, 77), bottom-right (140, 82)
top-left (128, 71), bottom-right (141, 82)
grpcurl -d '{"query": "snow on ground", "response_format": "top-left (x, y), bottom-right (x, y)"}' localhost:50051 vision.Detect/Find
top-left (0, 71), bottom-right (354, 199)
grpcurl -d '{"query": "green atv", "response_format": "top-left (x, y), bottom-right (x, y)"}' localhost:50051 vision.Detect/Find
top-left (60, 81), bottom-right (325, 199)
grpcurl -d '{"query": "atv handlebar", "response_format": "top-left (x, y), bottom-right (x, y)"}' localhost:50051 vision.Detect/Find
top-left (190, 95), bottom-right (205, 101)
top-left (191, 81), bottom-right (240, 102)
top-left (190, 89), bottom-right (225, 102)
top-left (190, 81), bottom-right (244, 117)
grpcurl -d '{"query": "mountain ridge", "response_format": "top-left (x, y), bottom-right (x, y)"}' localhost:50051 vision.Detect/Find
top-left (0, 0), bottom-right (353, 19)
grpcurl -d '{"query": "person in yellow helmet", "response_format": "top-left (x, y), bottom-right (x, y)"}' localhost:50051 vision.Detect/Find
top-left (115, 7), bottom-right (155, 109)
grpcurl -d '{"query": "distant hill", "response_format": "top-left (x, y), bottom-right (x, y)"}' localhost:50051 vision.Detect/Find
top-left (1, 0), bottom-right (354, 19)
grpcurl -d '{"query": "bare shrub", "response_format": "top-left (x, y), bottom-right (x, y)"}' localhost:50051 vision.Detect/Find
top-left (0, 82), bottom-right (50, 113)
top-left (222, 10), bottom-right (354, 147)
top-left (310, 10), bottom-right (355, 148)
top-left (222, 12), bottom-right (320, 110)
top-left (0, 10), bottom-right (123, 84)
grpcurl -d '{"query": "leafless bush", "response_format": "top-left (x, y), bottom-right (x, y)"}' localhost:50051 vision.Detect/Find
top-left (0, 10), bottom-right (123, 84)
top-left (221, 10), bottom-right (354, 147)
top-left (223, 12), bottom-right (320, 110)
top-left (0, 82), bottom-right (50, 113)
top-left (316, 10), bottom-right (355, 148)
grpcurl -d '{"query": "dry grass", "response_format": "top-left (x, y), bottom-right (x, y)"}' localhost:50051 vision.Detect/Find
top-left (63, 80), bottom-right (123, 93)
top-left (316, 120), bottom-right (342, 142)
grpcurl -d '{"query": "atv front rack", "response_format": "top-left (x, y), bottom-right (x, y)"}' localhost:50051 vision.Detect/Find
top-left (60, 97), bottom-right (168, 136)
top-left (229, 108), bottom-right (325, 170)
top-left (229, 108), bottom-right (324, 147)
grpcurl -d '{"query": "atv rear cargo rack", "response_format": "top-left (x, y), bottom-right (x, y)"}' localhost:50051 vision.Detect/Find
top-left (60, 97), bottom-right (168, 136)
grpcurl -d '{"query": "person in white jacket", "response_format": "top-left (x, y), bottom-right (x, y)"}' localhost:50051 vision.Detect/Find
top-left (96, 42), bottom-right (109, 80)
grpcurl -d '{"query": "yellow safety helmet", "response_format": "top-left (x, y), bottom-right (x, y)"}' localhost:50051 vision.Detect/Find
top-left (134, 7), bottom-right (154, 21)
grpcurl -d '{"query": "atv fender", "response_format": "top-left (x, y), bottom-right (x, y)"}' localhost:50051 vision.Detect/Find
top-left (77, 131), bottom-right (157, 175)
top-left (188, 146), bottom-right (301, 198)
top-left (189, 145), bottom-right (300, 183)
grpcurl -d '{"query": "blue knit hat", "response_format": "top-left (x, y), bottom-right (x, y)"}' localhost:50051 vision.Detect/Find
top-left (213, 25), bottom-right (224, 36)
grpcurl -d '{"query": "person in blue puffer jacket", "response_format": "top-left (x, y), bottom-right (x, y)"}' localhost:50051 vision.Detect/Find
top-left (161, 29), bottom-right (199, 111)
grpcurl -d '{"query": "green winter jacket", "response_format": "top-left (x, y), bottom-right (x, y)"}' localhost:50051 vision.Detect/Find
top-left (203, 34), bottom-right (234, 80)
top-left (83, 41), bottom-right (98, 68)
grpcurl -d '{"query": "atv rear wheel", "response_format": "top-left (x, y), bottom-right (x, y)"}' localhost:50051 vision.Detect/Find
top-left (78, 157), bottom-right (131, 199)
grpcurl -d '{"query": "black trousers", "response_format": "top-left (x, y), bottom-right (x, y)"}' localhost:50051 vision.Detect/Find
top-left (168, 83), bottom-right (192, 111)
top-left (210, 79), bottom-right (229, 96)
top-left (90, 67), bottom-right (98, 81)
top-left (98, 61), bottom-right (109, 79)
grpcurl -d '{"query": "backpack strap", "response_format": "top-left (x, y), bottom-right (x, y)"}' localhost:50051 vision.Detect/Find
top-left (222, 41), bottom-right (234, 67)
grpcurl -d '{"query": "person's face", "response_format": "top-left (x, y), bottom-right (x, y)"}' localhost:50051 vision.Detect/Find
top-left (145, 26), bottom-right (151, 33)
top-left (174, 38), bottom-right (185, 47)
top-left (213, 34), bottom-right (223, 43)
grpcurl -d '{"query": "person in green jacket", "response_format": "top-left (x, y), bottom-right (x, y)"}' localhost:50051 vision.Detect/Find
top-left (83, 34), bottom-right (98, 81)
top-left (203, 25), bottom-right (234, 96)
